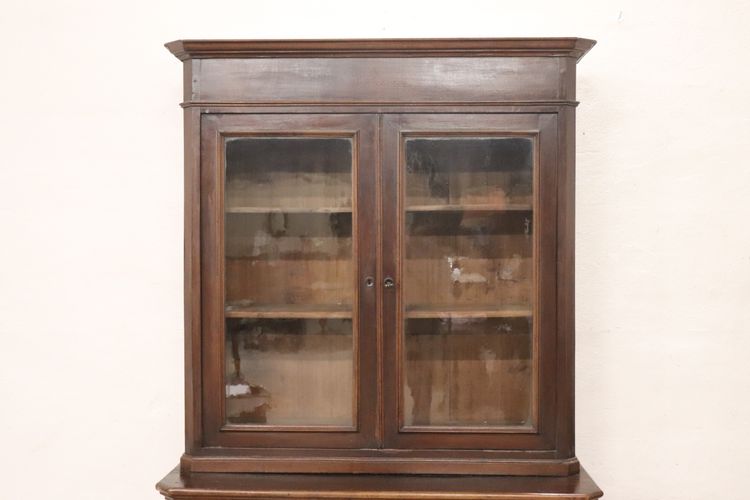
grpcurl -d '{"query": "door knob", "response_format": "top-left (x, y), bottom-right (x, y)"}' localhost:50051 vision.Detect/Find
top-left (383, 277), bottom-right (395, 288)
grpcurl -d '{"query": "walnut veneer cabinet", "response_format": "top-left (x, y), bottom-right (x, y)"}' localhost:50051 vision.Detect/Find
top-left (157, 38), bottom-right (602, 500)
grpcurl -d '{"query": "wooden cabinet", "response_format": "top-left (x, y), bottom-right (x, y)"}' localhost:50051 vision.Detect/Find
top-left (158, 38), bottom-right (602, 500)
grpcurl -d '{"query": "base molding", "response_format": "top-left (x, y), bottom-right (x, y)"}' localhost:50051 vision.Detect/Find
top-left (156, 465), bottom-right (603, 500)
top-left (181, 451), bottom-right (579, 476)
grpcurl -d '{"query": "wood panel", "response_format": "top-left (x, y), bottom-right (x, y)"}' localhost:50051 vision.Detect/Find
top-left (555, 105), bottom-right (577, 458)
top-left (183, 106), bottom-right (202, 453)
top-left (187, 57), bottom-right (570, 105)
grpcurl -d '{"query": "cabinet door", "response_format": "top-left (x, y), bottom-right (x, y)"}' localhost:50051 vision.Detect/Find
top-left (382, 114), bottom-right (558, 450)
top-left (200, 114), bottom-right (378, 448)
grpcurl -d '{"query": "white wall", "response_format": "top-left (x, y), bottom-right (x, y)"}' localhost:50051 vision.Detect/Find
top-left (1, 1), bottom-right (748, 498)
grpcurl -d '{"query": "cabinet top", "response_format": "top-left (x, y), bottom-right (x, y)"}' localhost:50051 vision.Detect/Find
top-left (166, 38), bottom-right (595, 62)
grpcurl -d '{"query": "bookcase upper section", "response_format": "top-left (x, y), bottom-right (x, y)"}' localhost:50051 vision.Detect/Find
top-left (165, 38), bottom-right (595, 106)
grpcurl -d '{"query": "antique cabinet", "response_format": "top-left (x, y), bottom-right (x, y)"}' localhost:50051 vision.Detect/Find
top-left (157, 38), bottom-right (601, 499)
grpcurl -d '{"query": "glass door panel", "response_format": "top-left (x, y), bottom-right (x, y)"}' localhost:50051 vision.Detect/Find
top-left (224, 137), bottom-right (355, 428)
top-left (403, 137), bottom-right (534, 429)
top-left (382, 114), bottom-right (557, 450)
top-left (200, 114), bottom-right (378, 449)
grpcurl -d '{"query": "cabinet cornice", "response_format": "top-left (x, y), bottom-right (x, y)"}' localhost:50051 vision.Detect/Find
top-left (166, 38), bottom-right (596, 61)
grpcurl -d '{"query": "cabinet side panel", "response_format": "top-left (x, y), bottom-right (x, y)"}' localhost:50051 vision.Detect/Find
top-left (192, 57), bottom-right (567, 104)
top-left (558, 58), bottom-right (576, 105)
top-left (556, 106), bottom-right (576, 458)
top-left (184, 106), bottom-right (202, 452)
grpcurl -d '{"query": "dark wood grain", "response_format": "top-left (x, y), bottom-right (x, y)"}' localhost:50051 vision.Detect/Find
top-left (183, 106), bottom-right (202, 453)
top-left (556, 106), bottom-right (577, 458)
top-left (182, 57), bottom-right (571, 106)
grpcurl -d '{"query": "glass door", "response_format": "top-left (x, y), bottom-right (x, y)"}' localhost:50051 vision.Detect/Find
top-left (201, 114), bottom-right (378, 448)
top-left (382, 114), bottom-right (558, 450)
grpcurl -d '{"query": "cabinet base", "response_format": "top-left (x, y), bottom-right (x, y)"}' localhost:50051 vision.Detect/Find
top-left (180, 451), bottom-right (580, 476)
top-left (156, 465), bottom-right (602, 500)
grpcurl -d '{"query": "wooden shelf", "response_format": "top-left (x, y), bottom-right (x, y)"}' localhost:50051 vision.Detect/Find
top-left (226, 206), bottom-right (352, 214)
top-left (406, 203), bottom-right (532, 212)
top-left (225, 202), bottom-right (531, 215)
top-left (406, 304), bottom-right (532, 319)
top-left (225, 304), bottom-right (352, 319)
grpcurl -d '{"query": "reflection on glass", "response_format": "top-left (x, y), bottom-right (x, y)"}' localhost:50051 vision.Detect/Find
top-left (225, 318), bottom-right (353, 426)
top-left (224, 137), bottom-right (354, 427)
top-left (225, 212), bottom-right (352, 310)
top-left (225, 137), bottom-right (352, 212)
top-left (403, 137), bottom-right (535, 428)
top-left (405, 137), bottom-right (532, 209)
top-left (405, 318), bottom-right (532, 427)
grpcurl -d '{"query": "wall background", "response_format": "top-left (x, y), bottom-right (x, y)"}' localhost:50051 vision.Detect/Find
top-left (1, 1), bottom-right (748, 499)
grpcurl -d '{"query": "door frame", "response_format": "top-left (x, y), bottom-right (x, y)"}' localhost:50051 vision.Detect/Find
top-left (199, 113), bottom-right (380, 449)
top-left (381, 113), bottom-right (560, 450)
